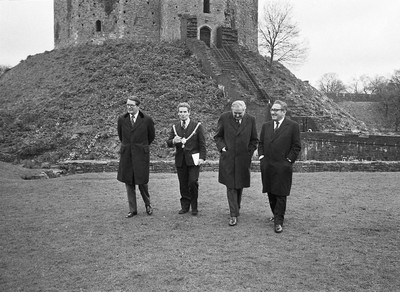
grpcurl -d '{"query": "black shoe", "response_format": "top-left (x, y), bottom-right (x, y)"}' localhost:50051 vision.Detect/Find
top-left (229, 217), bottom-right (238, 226)
top-left (146, 205), bottom-right (153, 215)
top-left (274, 224), bottom-right (283, 233)
top-left (178, 209), bottom-right (189, 214)
top-left (125, 211), bottom-right (137, 218)
top-left (191, 209), bottom-right (198, 216)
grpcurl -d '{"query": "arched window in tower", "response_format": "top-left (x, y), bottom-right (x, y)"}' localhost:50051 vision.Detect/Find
top-left (96, 20), bottom-right (102, 32)
top-left (203, 0), bottom-right (210, 13)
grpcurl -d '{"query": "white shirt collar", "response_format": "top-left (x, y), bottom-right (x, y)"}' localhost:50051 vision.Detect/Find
top-left (182, 118), bottom-right (190, 126)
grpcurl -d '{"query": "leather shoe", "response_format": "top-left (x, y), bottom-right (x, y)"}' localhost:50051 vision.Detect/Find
top-left (191, 209), bottom-right (198, 216)
top-left (229, 216), bottom-right (237, 226)
top-left (146, 205), bottom-right (153, 215)
top-left (178, 209), bottom-right (189, 214)
top-left (125, 211), bottom-right (137, 218)
top-left (275, 224), bottom-right (283, 233)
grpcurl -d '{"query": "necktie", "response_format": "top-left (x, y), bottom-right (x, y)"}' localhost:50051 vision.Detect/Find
top-left (274, 121), bottom-right (279, 132)
top-left (182, 120), bottom-right (186, 129)
top-left (235, 119), bottom-right (241, 127)
top-left (131, 115), bottom-right (135, 126)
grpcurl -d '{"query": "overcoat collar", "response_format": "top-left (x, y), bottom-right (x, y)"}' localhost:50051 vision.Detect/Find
top-left (271, 118), bottom-right (289, 141)
top-left (230, 113), bottom-right (249, 135)
top-left (124, 111), bottom-right (145, 131)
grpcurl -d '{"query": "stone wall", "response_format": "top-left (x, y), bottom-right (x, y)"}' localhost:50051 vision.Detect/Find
top-left (327, 93), bottom-right (381, 102)
top-left (57, 160), bottom-right (400, 174)
top-left (54, 0), bottom-right (162, 48)
top-left (301, 132), bottom-right (400, 161)
top-left (54, 0), bottom-right (258, 51)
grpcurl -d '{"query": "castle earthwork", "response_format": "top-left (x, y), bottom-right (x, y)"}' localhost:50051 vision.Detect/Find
top-left (54, 0), bottom-right (258, 51)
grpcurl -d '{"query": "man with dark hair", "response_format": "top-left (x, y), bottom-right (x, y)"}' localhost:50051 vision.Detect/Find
top-left (258, 100), bottom-right (301, 233)
top-left (117, 96), bottom-right (155, 218)
top-left (167, 102), bottom-right (206, 215)
top-left (214, 100), bottom-right (258, 226)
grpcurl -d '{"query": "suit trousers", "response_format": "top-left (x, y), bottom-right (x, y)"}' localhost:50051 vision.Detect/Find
top-left (125, 183), bottom-right (151, 213)
top-left (226, 188), bottom-right (243, 217)
top-left (267, 193), bottom-right (287, 225)
top-left (176, 159), bottom-right (200, 211)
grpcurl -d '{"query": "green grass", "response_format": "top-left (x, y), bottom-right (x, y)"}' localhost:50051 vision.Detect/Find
top-left (1, 166), bottom-right (399, 291)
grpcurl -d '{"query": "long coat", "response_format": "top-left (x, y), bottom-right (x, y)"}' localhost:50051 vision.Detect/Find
top-left (214, 112), bottom-right (258, 189)
top-left (166, 120), bottom-right (207, 167)
top-left (258, 118), bottom-right (301, 196)
top-left (117, 111), bottom-right (155, 185)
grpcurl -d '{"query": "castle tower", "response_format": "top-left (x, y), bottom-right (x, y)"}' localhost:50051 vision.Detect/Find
top-left (54, 0), bottom-right (258, 52)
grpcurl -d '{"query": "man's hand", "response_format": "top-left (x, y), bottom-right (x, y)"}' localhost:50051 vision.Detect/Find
top-left (173, 136), bottom-right (182, 144)
top-left (198, 159), bottom-right (205, 165)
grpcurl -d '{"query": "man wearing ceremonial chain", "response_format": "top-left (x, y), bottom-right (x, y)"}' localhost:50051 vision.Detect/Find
top-left (167, 102), bottom-right (207, 215)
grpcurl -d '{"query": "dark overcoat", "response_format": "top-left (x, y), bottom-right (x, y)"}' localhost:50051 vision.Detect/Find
top-left (117, 111), bottom-right (155, 185)
top-left (258, 118), bottom-right (301, 196)
top-left (214, 112), bottom-right (258, 189)
top-left (166, 120), bottom-right (207, 167)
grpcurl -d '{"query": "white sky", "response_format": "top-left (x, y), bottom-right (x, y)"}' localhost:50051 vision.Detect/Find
top-left (0, 0), bottom-right (399, 86)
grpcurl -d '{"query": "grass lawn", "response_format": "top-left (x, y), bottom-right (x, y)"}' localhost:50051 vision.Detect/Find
top-left (1, 163), bottom-right (399, 291)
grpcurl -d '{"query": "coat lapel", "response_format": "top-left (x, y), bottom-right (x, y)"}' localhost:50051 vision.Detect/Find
top-left (130, 111), bottom-right (144, 131)
top-left (271, 118), bottom-right (288, 141)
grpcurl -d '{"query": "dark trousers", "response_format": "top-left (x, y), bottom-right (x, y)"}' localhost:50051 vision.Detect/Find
top-left (226, 188), bottom-right (243, 217)
top-left (176, 159), bottom-right (200, 211)
top-left (268, 193), bottom-right (287, 225)
top-left (125, 183), bottom-right (151, 213)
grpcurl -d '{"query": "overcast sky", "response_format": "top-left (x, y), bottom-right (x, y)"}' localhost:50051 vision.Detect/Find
top-left (1, 0), bottom-right (399, 86)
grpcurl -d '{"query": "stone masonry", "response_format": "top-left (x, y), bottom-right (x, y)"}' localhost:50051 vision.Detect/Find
top-left (54, 0), bottom-right (258, 52)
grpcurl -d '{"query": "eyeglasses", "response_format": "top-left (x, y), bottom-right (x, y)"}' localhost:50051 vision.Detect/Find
top-left (270, 108), bottom-right (283, 112)
top-left (126, 104), bottom-right (137, 107)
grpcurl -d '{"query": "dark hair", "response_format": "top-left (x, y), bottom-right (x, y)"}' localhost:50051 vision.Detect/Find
top-left (178, 102), bottom-right (191, 111)
top-left (127, 96), bottom-right (140, 106)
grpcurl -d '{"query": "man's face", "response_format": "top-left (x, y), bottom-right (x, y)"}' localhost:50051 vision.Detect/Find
top-left (178, 107), bottom-right (190, 121)
top-left (270, 104), bottom-right (286, 121)
top-left (126, 99), bottom-right (139, 115)
top-left (231, 106), bottom-right (245, 120)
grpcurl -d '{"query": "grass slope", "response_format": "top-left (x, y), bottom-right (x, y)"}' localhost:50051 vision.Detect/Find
top-left (0, 41), bottom-right (225, 163)
top-left (1, 40), bottom-right (367, 164)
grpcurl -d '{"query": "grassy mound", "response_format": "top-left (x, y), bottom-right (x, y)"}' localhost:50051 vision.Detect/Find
top-left (0, 41), bottom-right (226, 163)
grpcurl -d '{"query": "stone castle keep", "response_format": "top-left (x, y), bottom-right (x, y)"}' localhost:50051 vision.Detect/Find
top-left (54, 0), bottom-right (258, 51)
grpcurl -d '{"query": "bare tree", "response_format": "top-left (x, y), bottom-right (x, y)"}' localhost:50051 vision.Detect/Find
top-left (347, 77), bottom-right (361, 94)
top-left (388, 70), bottom-right (400, 131)
top-left (317, 73), bottom-right (347, 94)
top-left (367, 75), bottom-right (391, 117)
top-left (258, 1), bottom-right (308, 66)
top-left (348, 75), bottom-right (373, 94)
top-left (0, 65), bottom-right (11, 76)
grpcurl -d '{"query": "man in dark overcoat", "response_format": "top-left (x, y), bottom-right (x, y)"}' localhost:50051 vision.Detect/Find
top-left (166, 102), bottom-right (207, 215)
top-left (117, 96), bottom-right (155, 218)
top-left (258, 100), bottom-right (301, 233)
top-left (214, 100), bottom-right (258, 226)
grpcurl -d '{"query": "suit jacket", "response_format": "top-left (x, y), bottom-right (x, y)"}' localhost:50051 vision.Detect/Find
top-left (258, 118), bottom-right (301, 196)
top-left (166, 120), bottom-right (206, 167)
top-left (117, 111), bottom-right (155, 185)
top-left (214, 111), bottom-right (258, 189)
